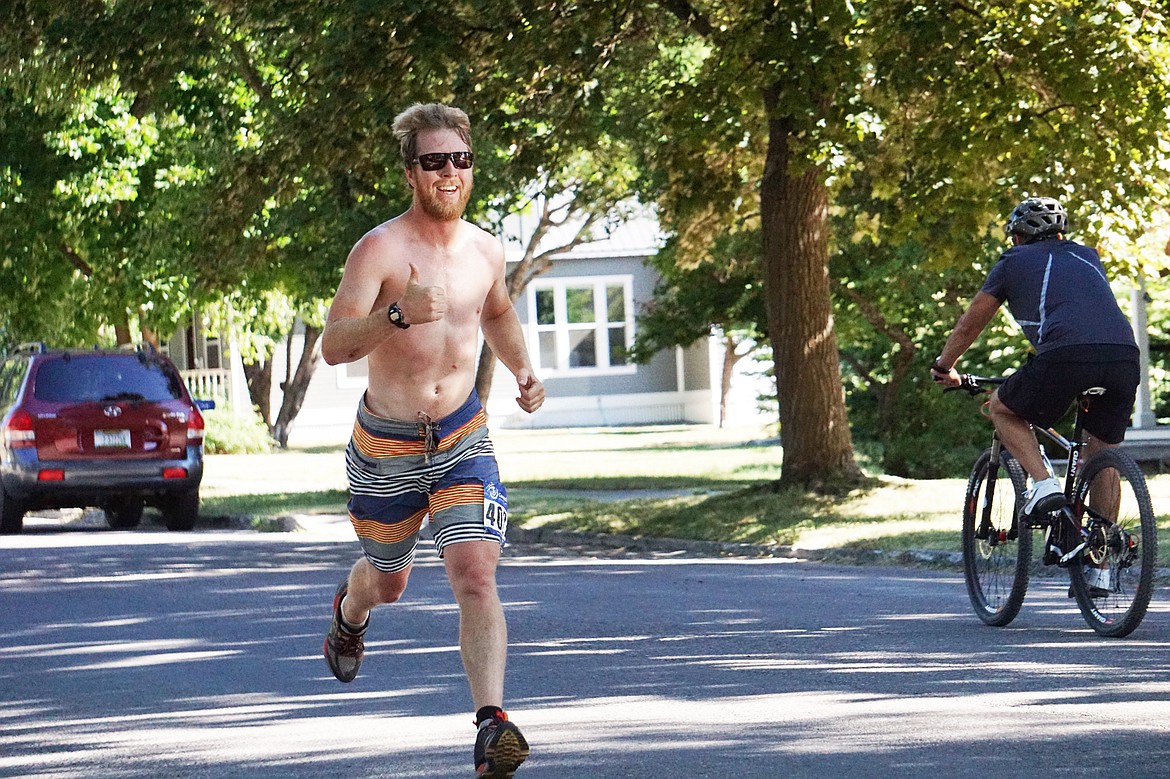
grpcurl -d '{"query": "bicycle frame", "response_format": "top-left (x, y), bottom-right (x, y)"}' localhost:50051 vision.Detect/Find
top-left (1036, 412), bottom-right (1088, 503)
top-left (978, 386), bottom-right (1124, 567)
top-left (972, 382), bottom-right (1090, 548)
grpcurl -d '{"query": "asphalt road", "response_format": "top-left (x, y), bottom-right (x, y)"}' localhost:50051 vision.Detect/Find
top-left (2, 521), bottom-right (1169, 778)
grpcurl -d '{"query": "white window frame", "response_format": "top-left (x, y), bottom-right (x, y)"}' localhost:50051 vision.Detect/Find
top-left (527, 275), bottom-right (637, 377)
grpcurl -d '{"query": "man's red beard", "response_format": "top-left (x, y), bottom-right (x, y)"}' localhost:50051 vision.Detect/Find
top-left (417, 180), bottom-right (472, 221)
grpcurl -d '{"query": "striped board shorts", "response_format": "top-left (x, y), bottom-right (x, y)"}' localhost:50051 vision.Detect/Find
top-left (345, 391), bottom-right (508, 574)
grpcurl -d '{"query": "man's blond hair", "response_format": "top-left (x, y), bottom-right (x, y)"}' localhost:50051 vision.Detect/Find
top-left (391, 103), bottom-right (472, 168)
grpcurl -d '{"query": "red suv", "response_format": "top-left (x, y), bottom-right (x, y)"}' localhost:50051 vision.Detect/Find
top-left (0, 343), bottom-right (206, 534)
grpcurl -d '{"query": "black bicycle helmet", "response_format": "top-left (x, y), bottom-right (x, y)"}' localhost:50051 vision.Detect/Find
top-left (1004, 196), bottom-right (1068, 240)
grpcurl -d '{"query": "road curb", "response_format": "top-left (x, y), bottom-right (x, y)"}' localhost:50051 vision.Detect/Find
top-left (228, 512), bottom-right (968, 566)
top-left (505, 525), bottom-right (966, 567)
top-left (221, 513), bottom-right (1169, 583)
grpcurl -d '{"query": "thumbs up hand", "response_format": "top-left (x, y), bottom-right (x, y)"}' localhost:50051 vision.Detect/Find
top-left (400, 263), bottom-right (447, 325)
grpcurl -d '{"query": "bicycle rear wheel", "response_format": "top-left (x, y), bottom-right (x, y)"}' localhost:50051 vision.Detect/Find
top-left (1067, 448), bottom-right (1157, 638)
top-left (962, 448), bottom-right (1031, 626)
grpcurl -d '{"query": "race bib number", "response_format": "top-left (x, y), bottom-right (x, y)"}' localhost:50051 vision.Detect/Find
top-left (483, 481), bottom-right (509, 538)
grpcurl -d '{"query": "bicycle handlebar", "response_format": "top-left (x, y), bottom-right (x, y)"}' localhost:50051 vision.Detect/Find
top-left (943, 374), bottom-right (1007, 396)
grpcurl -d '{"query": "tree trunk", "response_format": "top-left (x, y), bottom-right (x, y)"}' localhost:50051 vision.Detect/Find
top-left (139, 321), bottom-right (159, 349)
top-left (273, 323), bottom-right (322, 448)
top-left (114, 317), bottom-right (133, 347)
top-left (760, 93), bottom-right (861, 487)
top-left (474, 253), bottom-right (544, 408)
top-left (719, 334), bottom-right (744, 428)
top-left (242, 357), bottom-right (273, 426)
top-left (475, 342), bottom-right (497, 405)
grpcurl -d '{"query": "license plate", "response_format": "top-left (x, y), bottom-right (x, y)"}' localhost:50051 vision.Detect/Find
top-left (95, 429), bottom-right (131, 448)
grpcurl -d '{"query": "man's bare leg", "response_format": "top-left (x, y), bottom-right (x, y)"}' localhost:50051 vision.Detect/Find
top-left (341, 557), bottom-right (411, 627)
top-left (325, 556), bottom-right (412, 683)
top-left (443, 540), bottom-right (506, 710)
top-left (444, 540), bottom-right (528, 776)
top-left (1084, 433), bottom-right (1122, 522)
top-left (988, 392), bottom-right (1049, 482)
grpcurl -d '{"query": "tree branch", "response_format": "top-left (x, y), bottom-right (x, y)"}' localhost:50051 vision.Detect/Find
top-left (59, 243), bottom-right (94, 277)
top-left (659, 0), bottom-right (717, 37)
top-left (226, 35), bottom-right (273, 102)
top-left (835, 282), bottom-right (914, 355)
top-left (839, 349), bottom-right (879, 392)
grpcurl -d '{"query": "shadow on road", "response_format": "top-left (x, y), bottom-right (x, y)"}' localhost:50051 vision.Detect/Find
top-left (2, 533), bottom-right (1168, 778)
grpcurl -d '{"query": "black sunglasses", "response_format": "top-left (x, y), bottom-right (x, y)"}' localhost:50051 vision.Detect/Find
top-left (412, 151), bottom-right (474, 171)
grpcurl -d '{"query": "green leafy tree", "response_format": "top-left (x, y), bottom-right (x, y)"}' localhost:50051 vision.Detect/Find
top-left (615, 0), bottom-right (1170, 486)
top-left (7, 0), bottom-right (1168, 466)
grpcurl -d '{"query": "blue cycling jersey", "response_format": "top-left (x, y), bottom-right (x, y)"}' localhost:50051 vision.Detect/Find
top-left (980, 238), bottom-right (1137, 354)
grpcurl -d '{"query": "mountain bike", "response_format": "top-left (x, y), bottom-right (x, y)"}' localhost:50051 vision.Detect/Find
top-left (951, 374), bottom-right (1157, 638)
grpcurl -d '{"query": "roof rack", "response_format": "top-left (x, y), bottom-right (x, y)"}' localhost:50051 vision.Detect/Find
top-left (14, 342), bottom-right (47, 355)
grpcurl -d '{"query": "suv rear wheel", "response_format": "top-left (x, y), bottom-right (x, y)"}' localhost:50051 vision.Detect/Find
top-left (0, 483), bottom-right (24, 535)
top-left (161, 488), bottom-right (199, 531)
top-left (103, 497), bottom-right (145, 529)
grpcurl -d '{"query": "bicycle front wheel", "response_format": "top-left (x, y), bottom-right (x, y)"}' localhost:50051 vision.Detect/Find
top-left (1068, 448), bottom-right (1157, 638)
top-left (962, 448), bottom-right (1031, 626)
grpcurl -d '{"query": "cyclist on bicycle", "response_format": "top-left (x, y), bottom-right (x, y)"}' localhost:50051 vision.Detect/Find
top-left (930, 197), bottom-right (1140, 568)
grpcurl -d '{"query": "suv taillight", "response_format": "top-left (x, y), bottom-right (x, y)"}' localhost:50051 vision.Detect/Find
top-left (187, 407), bottom-right (205, 444)
top-left (5, 410), bottom-right (36, 448)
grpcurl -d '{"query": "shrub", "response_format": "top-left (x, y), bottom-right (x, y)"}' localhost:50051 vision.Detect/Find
top-left (202, 407), bottom-right (274, 454)
top-left (848, 364), bottom-right (997, 479)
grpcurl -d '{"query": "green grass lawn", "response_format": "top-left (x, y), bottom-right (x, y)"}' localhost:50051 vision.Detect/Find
top-left (202, 424), bottom-right (1170, 567)
top-left (508, 477), bottom-right (964, 550)
top-left (201, 489), bottom-right (349, 519)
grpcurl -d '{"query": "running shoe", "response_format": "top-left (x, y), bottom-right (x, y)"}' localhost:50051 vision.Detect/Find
top-left (323, 577), bottom-right (366, 683)
top-left (474, 711), bottom-right (529, 778)
top-left (1023, 476), bottom-right (1065, 517)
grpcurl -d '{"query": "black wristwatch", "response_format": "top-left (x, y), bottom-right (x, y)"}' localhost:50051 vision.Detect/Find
top-left (387, 303), bottom-right (409, 329)
top-left (930, 355), bottom-right (951, 373)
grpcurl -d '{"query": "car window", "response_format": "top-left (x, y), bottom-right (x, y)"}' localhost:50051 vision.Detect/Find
top-left (0, 359), bottom-right (28, 406)
top-left (33, 354), bottom-right (185, 403)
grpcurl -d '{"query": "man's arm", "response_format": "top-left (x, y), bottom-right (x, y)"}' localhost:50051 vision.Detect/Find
top-left (930, 290), bottom-right (1002, 386)
top-left (480, 269), bottom-right (545, 413)
top-left (321, 233), bottom-right (404, 365)
top-left (321, 233), bottom-right (446, 365)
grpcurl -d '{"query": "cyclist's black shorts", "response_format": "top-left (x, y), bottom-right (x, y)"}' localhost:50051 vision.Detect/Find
top-left (996, 344), bottom-right (1140, 445)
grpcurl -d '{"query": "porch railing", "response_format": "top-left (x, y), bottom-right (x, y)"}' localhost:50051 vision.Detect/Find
top-left (181, 369), bottom-right (231, 409)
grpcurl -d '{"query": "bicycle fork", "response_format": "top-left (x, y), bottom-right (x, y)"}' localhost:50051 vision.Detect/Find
top-left (975, 439), bottom-right (1016, 544)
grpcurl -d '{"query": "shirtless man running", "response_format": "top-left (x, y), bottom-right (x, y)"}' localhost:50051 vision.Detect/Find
top-left (320, 103), bottom-right (544, 778)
